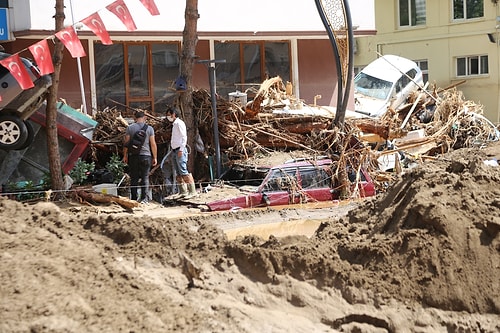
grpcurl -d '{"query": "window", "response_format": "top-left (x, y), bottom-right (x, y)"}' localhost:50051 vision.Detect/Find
top-left (94, 42), bottom-right (180, 115)
top-left (399, 0), bottom-right (426, 27)
top-left (456, 55), bottom-right (488, 77)
top-left (453, 0), bottom-right (483, 20)
top-left (415, 59), bottom-right (429, 83)
top-left (395, 68), bottom-right (418, 93)
top-left (214, 41), bottom-right (291, 98)
top-left (263, 168), bottom-right (297, 192)
top-left (299, 167), bottom-right (331, 189)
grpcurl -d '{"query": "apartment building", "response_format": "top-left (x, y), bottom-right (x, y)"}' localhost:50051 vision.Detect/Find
top-left (354, 0), bottom-right (500, 123)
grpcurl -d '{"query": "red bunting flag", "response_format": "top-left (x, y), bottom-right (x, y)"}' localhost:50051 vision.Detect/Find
top-left (55, 26), bottom-right (86, 58)
top-left (140, 0), bottom-right (160, 16)
top-left (81, 12), bottom-right (113, 45)
top-left (28, 39), bottom-right (55, 75)
top-left (0, 54), bottom-right (35, 90)
top-left (106, 0), bottom-right (137, 31)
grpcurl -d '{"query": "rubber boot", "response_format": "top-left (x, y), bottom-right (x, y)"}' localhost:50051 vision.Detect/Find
top-left (182, 174), bottom-right (198, 199)
top-left (172, 176), bottom-right (188, 199)
top-left (176, 183), bottom-right (188, 199)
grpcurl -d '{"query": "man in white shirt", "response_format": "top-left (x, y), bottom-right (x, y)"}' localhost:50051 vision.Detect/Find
top-left (166, 107), bottom-right (197, 199)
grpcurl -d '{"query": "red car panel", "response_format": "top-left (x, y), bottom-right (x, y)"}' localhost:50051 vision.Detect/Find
top-left (206, 158), bottom-right (376, 211)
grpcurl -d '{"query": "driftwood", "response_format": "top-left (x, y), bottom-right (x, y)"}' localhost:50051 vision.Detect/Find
top-left (352, 119), bottom-right (392, 140)
top-left (76, 190), bottom-right (140, 210)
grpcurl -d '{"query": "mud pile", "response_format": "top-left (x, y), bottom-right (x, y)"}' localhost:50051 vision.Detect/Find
top-left (1, 143), bottom-right (499, 332)
top-left (229, 146), bottom-right (500, 314)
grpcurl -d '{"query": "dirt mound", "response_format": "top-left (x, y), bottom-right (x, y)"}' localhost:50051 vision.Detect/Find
top-left (346, 148), bottom-right (500, 312)
top-left (1, 142), bottom-right (500, 332)
top-left (226, 147), bottom-right (500, 315)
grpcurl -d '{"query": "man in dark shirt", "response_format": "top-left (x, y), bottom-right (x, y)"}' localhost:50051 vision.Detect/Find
top-left (123, 111), bottom-right (157, 204)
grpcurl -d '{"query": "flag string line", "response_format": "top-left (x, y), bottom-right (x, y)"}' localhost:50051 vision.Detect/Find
top-left (0, 0), bottom-right (160, 89)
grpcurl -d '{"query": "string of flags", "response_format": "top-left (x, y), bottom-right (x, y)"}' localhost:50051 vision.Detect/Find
top-left (0, 0), bottom-right (160, 94)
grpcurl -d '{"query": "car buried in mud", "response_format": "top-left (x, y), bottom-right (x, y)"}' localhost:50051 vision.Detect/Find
top-left (205, 158), bottom-right (376, 211)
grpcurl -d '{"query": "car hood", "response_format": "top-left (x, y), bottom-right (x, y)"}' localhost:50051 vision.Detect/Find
top-left (354, 92), bottom-right (389, 118)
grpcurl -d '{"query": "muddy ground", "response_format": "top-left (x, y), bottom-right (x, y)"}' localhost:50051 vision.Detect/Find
top-left (1, 142), bottom-right (500, 332)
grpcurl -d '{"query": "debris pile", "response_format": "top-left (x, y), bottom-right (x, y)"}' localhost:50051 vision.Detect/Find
top-left (88, 77), bottom-right (499, 197)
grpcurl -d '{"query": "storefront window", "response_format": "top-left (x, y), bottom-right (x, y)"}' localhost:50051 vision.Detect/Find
top-left (215, 41), bottom-right (291, 98)
top-left (94, 42), bottom-right (180, 115)
top-left (95, 43), bottom-right (125, 110)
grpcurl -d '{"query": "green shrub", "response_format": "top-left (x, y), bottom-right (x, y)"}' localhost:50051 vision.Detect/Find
top-left (105, 154), bottom-right (126, 183)
top-left (69, 158), bottom-right (95, 185)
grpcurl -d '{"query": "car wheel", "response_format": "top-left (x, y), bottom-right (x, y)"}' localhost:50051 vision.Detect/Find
top-left (15, 120), bottom-right (35, 150)
top-left (0, 115), bottom-right (29, 150)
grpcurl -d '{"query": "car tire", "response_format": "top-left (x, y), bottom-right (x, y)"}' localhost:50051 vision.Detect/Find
top-left (0, 115), bottom-right (29, 151)
top-left (15, 120), bottom-right (35, 150)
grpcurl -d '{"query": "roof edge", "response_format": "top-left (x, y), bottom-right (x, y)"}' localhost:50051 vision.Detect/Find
top-left (12, 29), bottom-right (377, 40)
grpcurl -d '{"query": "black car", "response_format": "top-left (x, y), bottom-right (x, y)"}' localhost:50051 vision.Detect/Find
top-left (0, 52), bottom-right (52, 150)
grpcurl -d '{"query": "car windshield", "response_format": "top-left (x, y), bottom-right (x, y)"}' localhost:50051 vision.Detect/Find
top-left (261, 168), bottom-right (298, 192)
top-left (354, 72), bottom-right (393, 100)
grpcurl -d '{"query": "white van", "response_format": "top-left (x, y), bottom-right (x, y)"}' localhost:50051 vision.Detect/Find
top-left (354, 55), bottom-right (423, 118)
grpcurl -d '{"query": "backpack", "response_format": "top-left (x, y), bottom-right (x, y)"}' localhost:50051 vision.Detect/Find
top-left (128, 123), bottom-right (148, 155)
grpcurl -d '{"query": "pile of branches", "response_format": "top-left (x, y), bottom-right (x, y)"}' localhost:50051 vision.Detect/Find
top-left (88, 76), bottom-right (498, 196)
top-left (356, 85), bottom-right (498, 156)
top-left (91, 107), bottom-right (169, 155)
top-left (91, 77), bottom-right (498, 166)
top-left (193, 84), bottom-right (345, 161)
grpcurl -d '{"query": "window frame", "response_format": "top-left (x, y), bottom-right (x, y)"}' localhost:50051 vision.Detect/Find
top-left (214, 40), bottom-right (292, 97)
top-left (398, 0), bottom-right (427, 28)
top-left (414, 59), bottom-right (429, 83)
top-left (456, 55), bottom-right (489, 77)
top-left (94, 41), bottom-right (180, 115)
top-left (452, 0), bottom-right (484, 21)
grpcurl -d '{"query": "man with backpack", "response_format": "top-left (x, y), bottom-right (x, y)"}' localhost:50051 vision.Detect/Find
top-left (123, 111), bottom-right (157, 204)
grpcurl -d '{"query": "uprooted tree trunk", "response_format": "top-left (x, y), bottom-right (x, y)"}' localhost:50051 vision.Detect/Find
top-left (45, 0), bottom-right (65, 197)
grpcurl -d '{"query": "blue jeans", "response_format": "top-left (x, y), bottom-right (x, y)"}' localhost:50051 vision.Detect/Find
top-left (172, 147), bottom-right (189, 176)
top-left (128, 154), bottom-right (152, 201)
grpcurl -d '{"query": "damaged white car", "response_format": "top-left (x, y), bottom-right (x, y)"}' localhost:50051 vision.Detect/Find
top-left (354, 54), bottom-right (423, 118)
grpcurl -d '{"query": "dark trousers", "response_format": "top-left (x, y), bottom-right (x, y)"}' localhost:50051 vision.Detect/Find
top-left (128, 154), bottom-right (152, 201)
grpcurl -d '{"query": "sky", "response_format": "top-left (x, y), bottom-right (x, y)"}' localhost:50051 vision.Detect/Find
top-left (21, 0), bottom-right (374, 33)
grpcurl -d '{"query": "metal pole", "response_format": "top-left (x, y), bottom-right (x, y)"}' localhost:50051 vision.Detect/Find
top-left (69, 0), bottom-right (87, 114)
top-left (208, 65), bottom-right (222, 178)
top-left (197, 59), bottom-right (226, 179)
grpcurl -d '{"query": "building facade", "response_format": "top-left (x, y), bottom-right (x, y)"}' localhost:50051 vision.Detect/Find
top-left (0, 0), bottom-right (375, 117)
top-left (355, 0), bottom-right (500, 123)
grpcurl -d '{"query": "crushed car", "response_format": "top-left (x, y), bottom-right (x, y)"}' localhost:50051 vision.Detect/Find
top-left (0, 52), bottom-right (52, 150)
top-left (205, 157), bottom-right (376, 211)
top-left (354, 54), bottom-right (423, 118)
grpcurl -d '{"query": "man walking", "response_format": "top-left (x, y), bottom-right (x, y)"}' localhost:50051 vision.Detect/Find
top-left (166, 107), bottom-right (197, 199)
top-left (123, 111), bottom-right (157, 204)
